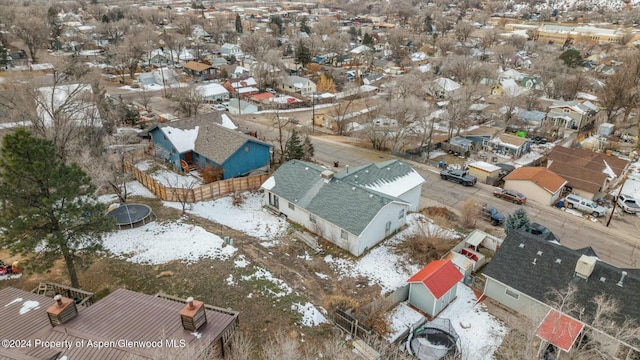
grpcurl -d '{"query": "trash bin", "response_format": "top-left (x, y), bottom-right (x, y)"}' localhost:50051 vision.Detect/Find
top-left (334, 161), bottom-right (339, 167)
top-left (438, 161), bottom-right (444, 168)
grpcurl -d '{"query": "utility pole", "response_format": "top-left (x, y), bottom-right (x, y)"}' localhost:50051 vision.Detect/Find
top-left (311, 92), bottom-right (315, 133)
top-left (606, 171), bottom-right (629, 227)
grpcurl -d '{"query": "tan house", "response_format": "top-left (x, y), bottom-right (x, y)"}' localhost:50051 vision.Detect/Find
top-left (313, 112), bottom-right (337, 130)
top-left (547, 146), bottom-right (629, 199)
top-left (503, 167), bottom-right (568, 205)
top-left (467, 161), bottom-right (502, 184)
top-left (546, 101), bottom-right (597, 130)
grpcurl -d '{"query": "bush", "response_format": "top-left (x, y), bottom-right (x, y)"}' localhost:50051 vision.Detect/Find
top-left (201, 166), bottom-right (223, 184)
top-left (396, 220), bottom-right (457, 264)
top-left (231, 192), bottom-right (245, 207)
top-left (324, 295), bottom-right (359, 313)
top-left (459, 198), bottom-right (479, 228)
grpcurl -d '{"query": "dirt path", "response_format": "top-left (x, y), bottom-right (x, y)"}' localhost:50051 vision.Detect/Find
top-left (187, 214), bottom-right (381, 309)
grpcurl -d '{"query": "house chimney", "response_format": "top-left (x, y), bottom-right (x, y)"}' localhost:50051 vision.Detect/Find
top-left (617, 271), bottom-right (628, 287)
top-left (46, 295), bottom-right (78, 326)
top-left (180, 296), bottom-right (207, 331)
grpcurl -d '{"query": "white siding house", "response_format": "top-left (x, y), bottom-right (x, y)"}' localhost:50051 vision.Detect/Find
top-left (262, 160), bottom-right (424, 256)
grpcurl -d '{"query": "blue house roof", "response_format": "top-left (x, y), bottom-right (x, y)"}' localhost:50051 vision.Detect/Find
top-left (518, 110), bottom-right (546, 123)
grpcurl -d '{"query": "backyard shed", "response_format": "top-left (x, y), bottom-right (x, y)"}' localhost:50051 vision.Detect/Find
top-left (467, 161), bottom-right (502, 184)
top-left (407, 260), bottom-right (463, 317)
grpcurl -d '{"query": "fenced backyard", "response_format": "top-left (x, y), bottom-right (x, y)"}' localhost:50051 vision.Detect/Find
top-left (124, 162), bottom-right (269, 202)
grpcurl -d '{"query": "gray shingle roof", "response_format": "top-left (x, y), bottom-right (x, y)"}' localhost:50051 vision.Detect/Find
top-left (151, 114), bottom-right (271, 164)
top-left (268, 160), bottom-right (407, 235)
top-left (336, 159), bottom-right (416, 186)
top-left (484, 232), bottom-right (640, 325)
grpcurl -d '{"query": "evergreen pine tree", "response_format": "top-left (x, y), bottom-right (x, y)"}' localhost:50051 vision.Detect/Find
top-left (235, 14), bottom-right (243, 33)
top-left (362, 33), bottom-right (374, 47)
top-left (294, 43), bottom-right (312, 66)
top-left (302, 135), bottom-right (314, 161)
top-left (0, 129), bottom-right (115, 287)
top-left (299, 16), bottom-right (311, 34)
top-left (0, 45), bottom-right (9, 69)
top-left (505, 208), bottom-right (531, 235)
top-left (284, 129), bottom-right (304, 161)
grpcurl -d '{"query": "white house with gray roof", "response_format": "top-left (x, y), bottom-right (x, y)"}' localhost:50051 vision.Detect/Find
top-left (261, 160), bottom-right (425, 256)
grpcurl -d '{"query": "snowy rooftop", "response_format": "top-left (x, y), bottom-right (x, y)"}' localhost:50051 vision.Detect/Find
top-left (160, 126), bottom-right (199, 153)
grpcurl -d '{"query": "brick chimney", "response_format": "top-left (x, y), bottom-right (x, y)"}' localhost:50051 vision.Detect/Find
top-left (46, 295), bottom-right (78, 326)
top-left (180, 297), bottom-right (207, 331)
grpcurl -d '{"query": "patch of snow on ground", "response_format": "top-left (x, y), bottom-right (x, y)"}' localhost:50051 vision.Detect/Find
top-left (297, 251), bottom-right (312, 261)
top-left (135, 160), bottom-right (153, 172)
top-left (315, 272), bottom-right (329, 280)
top-left (226, 274), bottom-right (236, 286)
top-left (0, 274), bottom-right (22, 281)
top-left (241, 267), bottom-right (292, 298)
top-left (234, 255), bottom-right (250, 268)
top-left (386, 302), bottom-right (426, 343)
top-left (438, 283), bottom-right (508, 360)
top-left (150, 170), bottom-right (200, 188)
top-left (292, 302), bottom-right (328, 327)
top-left (164, 193), bottom-right (288, 241)
top-left (103, 221), bottom-right (236, 264)
top-left (98, 181), bottom-right (157, 203)
top-left (325, 214), bottom-right (458, 294)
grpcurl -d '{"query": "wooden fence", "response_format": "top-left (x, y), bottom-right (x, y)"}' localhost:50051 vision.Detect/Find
top-left (332, 309), bottom-right (372, 339)
top-left (32, 281), bottom-right (95, 308)
top-left (124, 162), bottom-right (270, 203)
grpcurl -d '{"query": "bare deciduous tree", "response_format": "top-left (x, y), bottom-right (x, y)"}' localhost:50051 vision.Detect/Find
top-left (12, 7), bottom-right (49, 63)
top-left (172, 84), bottom-right (205, 117)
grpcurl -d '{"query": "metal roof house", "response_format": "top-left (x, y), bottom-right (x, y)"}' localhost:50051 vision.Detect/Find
top-left (261, 159), bottom-right (425, 256)
top-left (149, 115), bottom-right (272, 178)
top-left (0, 287), bottom-right (239, 359)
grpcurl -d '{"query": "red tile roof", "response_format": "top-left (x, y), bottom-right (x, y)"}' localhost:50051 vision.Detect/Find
top-left (407, 260), bottom-right (463, 299)
top-left (536, 309), bottom-right (584, 352)
top-left (504, 167), bottom-right (567, 194)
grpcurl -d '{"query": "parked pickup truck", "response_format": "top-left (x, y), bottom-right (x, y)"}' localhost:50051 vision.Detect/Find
top-left (440, 169), bottom-right (477, 186)
top-left (617, 194), bottom-right (640, 214)
top-left (480, 204), bottom-right (505, 226)
top-left (565, 194), bottom-right (607, 217)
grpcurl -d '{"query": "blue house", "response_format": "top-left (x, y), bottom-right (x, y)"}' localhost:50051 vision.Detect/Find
top-left (149, 115), bottom-right (272, 179)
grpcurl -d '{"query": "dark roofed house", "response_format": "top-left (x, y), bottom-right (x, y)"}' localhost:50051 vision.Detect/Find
top-left (149, 114), bottom-right (272, 178)
top-left (0, 287), bottom-right (239, 360)
top-left (483, 232), bottom-right (640, 357)
top-left (547, 146), bottom-right (629, 199)
top-left (261, 159), bottom-right (425, 256)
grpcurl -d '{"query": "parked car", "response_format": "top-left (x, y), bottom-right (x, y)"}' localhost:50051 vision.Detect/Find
top-left (266, 88), bottom-right (277, 94)
top-left (440, 169), bottom-right (477, 186)
top-left (211, 104), bottom-right (226, 111)
top-left (617, 194), bottom-right (640, 214)
top-left (564, 194), bottom-right (607, 217)
top-left (493, 188), bottom-right (526, 204)
top-left (480, 204), bottom-right (505, 226)
top-left (528, 222), bottom-right (560, 242)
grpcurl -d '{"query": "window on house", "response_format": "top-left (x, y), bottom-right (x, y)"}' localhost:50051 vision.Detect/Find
top-left (163, 135), bottom-right (168, 141)
top-left (310, 214), bottom-right (316, 223)
top-left (340, 230), bottom-right (348, 240)
top-left (385, 221), bottom-right (391, 234)
top-left (505, 288), bottom-right (520, 299)
top-left (288, 202), bottom-right (295, 210)
top-left (563, 109), bottom-right (570, 113)
top-left (268, 193), bottom-right (279, 208)
top-left (399, 209), bottom-right (405, 220)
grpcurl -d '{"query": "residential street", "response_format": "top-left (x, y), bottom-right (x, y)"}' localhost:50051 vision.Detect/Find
top-left (233, 114), bottom-right (640, 269)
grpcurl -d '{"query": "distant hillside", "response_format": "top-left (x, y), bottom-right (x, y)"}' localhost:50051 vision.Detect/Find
top-left (511, 0), bottom-right (638, 12)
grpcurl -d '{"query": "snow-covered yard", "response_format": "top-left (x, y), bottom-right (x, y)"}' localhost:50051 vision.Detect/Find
top-left (98, 181), bottom-right (156, 203)
top-left (150, 169), bottom-right (201, 188)
top-left (102, 221), bottom-right (236, 265)
top-left (387, 284), bottom-right (507, 360)
top-left (164, 193), bottom-right (288, 243)
top-left (325, 214), bottom-right (459, 294)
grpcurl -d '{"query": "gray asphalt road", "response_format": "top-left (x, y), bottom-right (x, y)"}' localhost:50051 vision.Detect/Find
top-left (236, 113), bottom-right (640, 268)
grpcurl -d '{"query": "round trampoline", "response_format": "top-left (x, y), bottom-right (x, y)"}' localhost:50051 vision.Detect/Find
top-left (107, 204), bottom-right (155, 229)
top-left (407, 319), bottom-right (460, 360)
